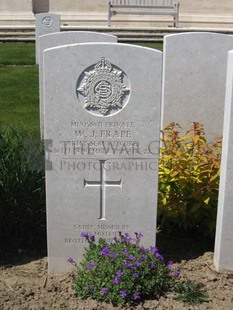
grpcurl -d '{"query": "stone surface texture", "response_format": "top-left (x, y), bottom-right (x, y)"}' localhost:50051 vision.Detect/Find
top-left (39, 31), bottom-right (117, 137)
top-left (35, 13), bottom-right (60, 64)
top-left (214, 50), bottom-right (233, 272)
top-left (162, 32), bottom-right (233, 140)
top-left (2, 0), bottom-right (233, 28)
top-left (44, 43), bottom-right (162, 272)
top-left (2, 0), bottom-right (233, 16)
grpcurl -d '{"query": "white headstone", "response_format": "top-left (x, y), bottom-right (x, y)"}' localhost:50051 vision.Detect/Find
top-left (162, 32), bottom-right (233, 140)
top-left (214, 50), bottom-right (233, 272)
top-left (38, 31), bottom-right (117, 137)
top-left (35, 13), bottom-right (60, 64)
top-left (44, 43), bottom-right (162, 272)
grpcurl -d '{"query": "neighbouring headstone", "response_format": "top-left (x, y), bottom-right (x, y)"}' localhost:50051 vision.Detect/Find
top-left (44, 42), bottom-right (162, 272)
top-left (161, 32), bottom-right (233, 141)
top-left (35, 13), bottom-right (60, 64)
top-left (38, 31), bottom-right (117, 137)
top-left (214, 50), bottom-right (233, 272)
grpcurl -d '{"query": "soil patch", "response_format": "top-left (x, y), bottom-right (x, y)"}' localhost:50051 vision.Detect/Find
top-left (1, 233), bottom-right (233, 310)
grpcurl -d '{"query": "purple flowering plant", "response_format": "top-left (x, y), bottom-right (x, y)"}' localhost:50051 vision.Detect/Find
top-left (70, 231), bottom-right (183, 307)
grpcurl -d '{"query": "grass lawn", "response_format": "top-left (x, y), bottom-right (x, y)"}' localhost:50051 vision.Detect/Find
top-left (0, 42), bottom-right (35, 65)
top-left (0, 41), bottom-right (162, 134)
top-left (0, 66), bottom-right (39, 133)
top-left (128, 42), bottom-right (163, 51)
top-left (0, 42), bottom-right (39, 134)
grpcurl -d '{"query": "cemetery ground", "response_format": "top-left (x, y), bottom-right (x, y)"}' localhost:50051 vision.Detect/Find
top-left (0, 42), bottom-right (233, 309)
top-left (1, 233), bottom-right (233, 309)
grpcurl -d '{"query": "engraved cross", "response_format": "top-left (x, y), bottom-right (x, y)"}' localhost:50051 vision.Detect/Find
top-left (84, 160), bottom-right (122, 220)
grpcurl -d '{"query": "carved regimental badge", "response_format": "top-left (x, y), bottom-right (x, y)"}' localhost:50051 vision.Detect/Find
top-left (41, 16), bottom-right (54, 28)
top-left (77, 57), bottom-right (130, 116)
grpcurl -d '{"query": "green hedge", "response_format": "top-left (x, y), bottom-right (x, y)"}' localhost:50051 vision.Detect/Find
top-left (0, 128), bottom-right (46, 252)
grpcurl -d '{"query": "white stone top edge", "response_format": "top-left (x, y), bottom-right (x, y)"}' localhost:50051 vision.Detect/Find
top-left (60, 26), bottom-right (233, 31)
top-left (38, 31), bottom-right (117, 40)
top-left (163, 31), bottom-right (233, 40)
top-left (43, 42), bottom-right (163, 54)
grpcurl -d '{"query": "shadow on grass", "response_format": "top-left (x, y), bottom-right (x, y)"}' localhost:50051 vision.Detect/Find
top-left (0, 228), bottom-right (47, 267)
top-left (0, 230), bottom-right (214, 267)
top-left (156, 230), bottom-right (214, 263)
top-left (0, 238), bottom-right (47, 267)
